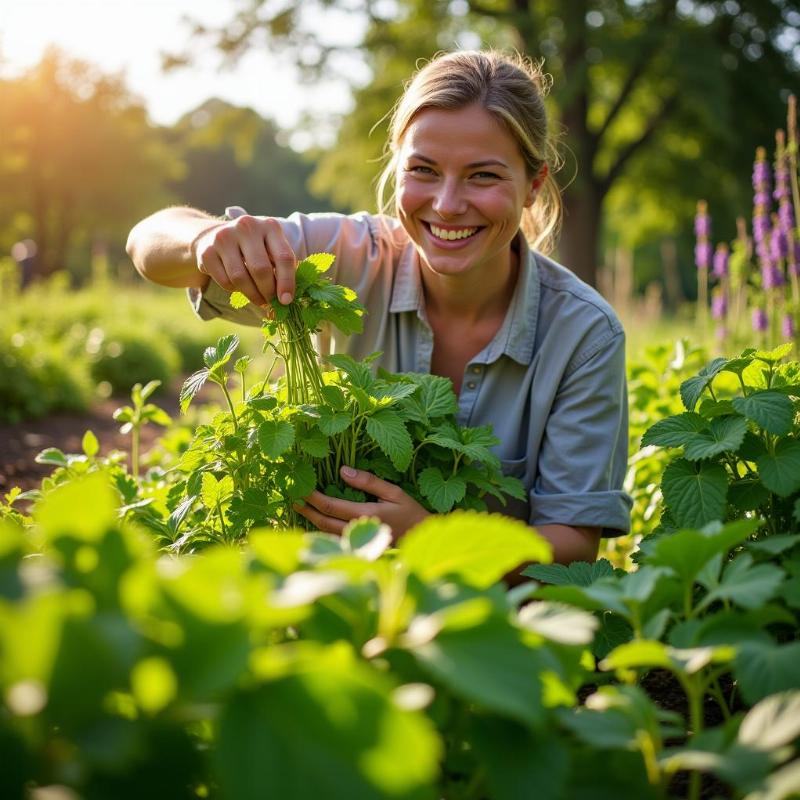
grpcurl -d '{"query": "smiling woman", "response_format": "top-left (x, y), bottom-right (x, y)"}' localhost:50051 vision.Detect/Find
top-left (126, 49), bottom-right (632, 575)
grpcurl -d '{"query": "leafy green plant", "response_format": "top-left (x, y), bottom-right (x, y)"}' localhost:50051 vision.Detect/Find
top-left (641, 342), bottom-right (800, 535)
top-left (113, 380), bottom-right (172, 478)
top-left (173, 253), bottom-right (525, 545)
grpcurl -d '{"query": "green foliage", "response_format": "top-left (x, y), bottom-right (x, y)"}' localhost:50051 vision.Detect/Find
top-left (173, 254), bottom-right (524, 545)
top-left (642, 344), bottom-right (800, 536)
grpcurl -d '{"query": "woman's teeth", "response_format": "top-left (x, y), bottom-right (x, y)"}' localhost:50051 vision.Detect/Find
top-left (429, 224), bottom-right (478, 241)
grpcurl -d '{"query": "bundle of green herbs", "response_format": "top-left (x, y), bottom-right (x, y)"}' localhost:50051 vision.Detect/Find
top-left (174, 253), bottom-right (524, 543)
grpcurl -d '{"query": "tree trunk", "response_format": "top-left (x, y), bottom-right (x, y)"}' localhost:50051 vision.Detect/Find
top-left (558, 183), bottom-right (602, 288)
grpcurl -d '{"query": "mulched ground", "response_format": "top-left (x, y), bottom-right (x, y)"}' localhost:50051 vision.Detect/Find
top-left (0, 394), bottom-right (180, 495)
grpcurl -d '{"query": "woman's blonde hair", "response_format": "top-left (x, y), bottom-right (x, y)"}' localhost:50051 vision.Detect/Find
top-left (376, 49), bottom-right (563, 255)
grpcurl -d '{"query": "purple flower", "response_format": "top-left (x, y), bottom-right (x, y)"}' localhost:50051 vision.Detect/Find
top-left (781, 313), bottom-right (795, 339)
top-left (695, 241), bottom-right (712, 269)
top-left (752, 307), bottom-right (768, 332)
top-left (752, 158), bottom-right (771, 190)
top-left (762, 263), bottom-right (785, 289)
top-left (694, 208), bottom-right (711, 238)
top-left (753, 212), bottom-right (771, 244)
top-left (771, 227), bottom-right (788, 262)
top-left (712, 245), bottom-right (729, 278)
top-left (711, 291), bottom-right (728, 319)
top-left (778, 201), bottom-right (795, 233)
top-left (755, 191), bottom-right (772, 207)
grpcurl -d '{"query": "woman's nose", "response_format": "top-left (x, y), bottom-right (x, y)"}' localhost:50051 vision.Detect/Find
top-left (432, 179), bottom-right (467, 218)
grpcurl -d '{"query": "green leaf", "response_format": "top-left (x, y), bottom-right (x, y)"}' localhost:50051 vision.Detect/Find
top-left (410, 614), bottom-right (550, 727)
top-left (738, 431), bottom-right (768, 461)
top-left (648, 519), bottom-right (760, 586)
top-left (732, 391), bottom-right (795, 436)
top-left (36, 473), bottom-right (117, 542)
top-left (738, 691), bottom-right (800, 751)
top-left (365, 409), bottom-right (413, 472)
top-left (81, 430), bottom-right (99, 458)
top-left (523, 559), bottom-right (615, 587)
top-left (728, 479), bottom-right (771, 512)
top-left (399, 510), bottom-right (551, 589)
top-left (229, 291), bottom-right (250, 309)
top-left (682, 416), bottom-right (748, 461)
top-left (140, 379), bottom-right (161, 401)
top-left (697, 554), bottom-right (784, 612)
top-left (752, 343), bottom-right (793, 364)
top-left (284, 461), bottom-right (316, 501)
top-left (417, 467), bottom-right (467, 513)
top-left (316, 406), bottom-right (352, 436)
top-left (641, 413), bottom-right (707, 448)
top-left (258, 420), bottom-right (295, 458)
top-left (735, 642), bottom-right (800, 704)
top-left (661, 458), bottom-right (728, 527)
top-left (234, 355), bottom-right (251, 373)
top-left (680, 358), bottom-right (728, 411)
top-left (298, 428), bottom-right (330, 459)
top-left (34, 447), bottom-right (68, 466)
top-left (328, 353), bottom-right (373, 388)
top-left (215, 643), bottom-right (440, 800)
top-left (756, 440), bottom-right (800, 497)
top-left (518, 601), bottom-right (599, 645)
top-left (180, 368), bottom-right (210, 413)
top-left (141, 404), bottom-right (172, 427)
top-left (320, 384), bottom-right (346, 410)
top-left (203, 334), bottom-right (239, 369)
top-left (304, 251), bottom-right (336, 275)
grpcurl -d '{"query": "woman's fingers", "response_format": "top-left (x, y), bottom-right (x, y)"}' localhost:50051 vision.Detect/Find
top-left (293, 500), bottom-right (348, 535)
top-left (263, 218), bottom-right (297, 304)
top-left (195, 215), bottom-right (296, 306)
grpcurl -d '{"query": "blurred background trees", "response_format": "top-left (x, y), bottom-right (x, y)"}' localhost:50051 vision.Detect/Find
top-left (1, 1), bottom-right (799, 301)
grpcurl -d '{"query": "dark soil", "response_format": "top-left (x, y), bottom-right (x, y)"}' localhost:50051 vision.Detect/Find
top-left (0, 394), bottom-right (180, 495)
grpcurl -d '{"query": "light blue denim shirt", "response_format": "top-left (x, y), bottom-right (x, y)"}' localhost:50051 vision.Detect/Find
top-left (189, 209), bottom-right (632, 536)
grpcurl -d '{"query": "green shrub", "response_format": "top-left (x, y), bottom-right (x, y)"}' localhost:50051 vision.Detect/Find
top-left (88, 324), bottom-right (181, 395)
top-left (0, 331), bottom-right (91, 422)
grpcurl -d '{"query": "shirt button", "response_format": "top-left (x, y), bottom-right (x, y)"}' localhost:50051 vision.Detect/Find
top-left (466, 381), bottom-right (477, 390)
top-left (470, 365), bottom-right (481, 374)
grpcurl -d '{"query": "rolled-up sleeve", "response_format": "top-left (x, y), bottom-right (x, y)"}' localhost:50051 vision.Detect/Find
top-left (530, 330), bottom-right (632, 537)
top-left (187, 208), bottom-right (389, 326)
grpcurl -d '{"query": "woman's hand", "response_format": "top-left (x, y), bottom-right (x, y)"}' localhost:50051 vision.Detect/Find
top-left (193, 214), bottom-right (297, 308)
top-left (294, 466), bottom-right (430, 540)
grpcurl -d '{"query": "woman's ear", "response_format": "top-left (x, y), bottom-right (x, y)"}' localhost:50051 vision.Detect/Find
top-left (524, 163), bottom-right (549, 207)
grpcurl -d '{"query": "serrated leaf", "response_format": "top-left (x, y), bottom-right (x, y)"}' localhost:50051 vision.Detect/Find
top-left (680, 358), bottom-right (728, 411)
top-left (682, 416), bottom-right (748, 461)
top-left (320, 384), bottom-right (346, 410)
top-left (523, 559), bottom-right (615, 587)
top-left (732, 391), bottom-right (795, 436)
top-left (234, 355), bottom-right (251, 373)
top-left (284, 461), bottom-right (316, 501)
top-left (641, 413), bottom-right (707, 448)
top-left (258, 420), bottom-right (295, 458)
top-left (229, 291), bottom-right (250, 309)
top-left (328, 353), bottom-right (373, 388)
top-left (297, 428), bottom-right (330, 459)
top-left (752, 343), bottom-right (793, 364)
top-left (200, 472), bottom-right (220, 508)
top-left (82, 430), bottom-right (99, 457)
top-left (756, 440), bottom-right (800, 497)
top-left (661, 458), bottom-right (728, 527)
top-left (203, 334), bottom-right (239, 369)
top-left (180, 368), bottom-right (210, 413)
top-left (316, 406), bottom-right (352, 436)
top-left (365, 409), bottom-right (413, 472)
top-left (738, 691), bottom-right (800, 751)
top-left (167, 496), bottom-right (195, 535)
top-left (418, 467), bottom-right (467, 513)
top-left (738, 431), bottom-right (768, 461)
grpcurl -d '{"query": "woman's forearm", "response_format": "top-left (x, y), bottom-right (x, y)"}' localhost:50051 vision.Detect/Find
top-left (126, 206), bottom-right (222, 288)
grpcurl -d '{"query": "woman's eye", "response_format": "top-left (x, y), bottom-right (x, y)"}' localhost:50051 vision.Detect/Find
top-left (473, 171), bottom-right (500, 180)
top-left (408, 165), bottom-right (434, 175)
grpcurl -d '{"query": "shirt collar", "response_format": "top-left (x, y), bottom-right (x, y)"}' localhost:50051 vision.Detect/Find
top-left (388, 233), bottom-right (540, 365)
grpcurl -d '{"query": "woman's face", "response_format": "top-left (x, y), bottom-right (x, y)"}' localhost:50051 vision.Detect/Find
top-left (395, 103), bottom-right (537, 282)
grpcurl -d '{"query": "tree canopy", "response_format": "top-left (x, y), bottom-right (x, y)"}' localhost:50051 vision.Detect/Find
top-left (172, 0), bottom-right (800, 287)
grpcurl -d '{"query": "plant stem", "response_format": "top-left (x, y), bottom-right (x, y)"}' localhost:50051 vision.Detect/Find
top-left (132, 423), bottom-right (140, 479)
top-left (220, 381), bottom-right (239, 430)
